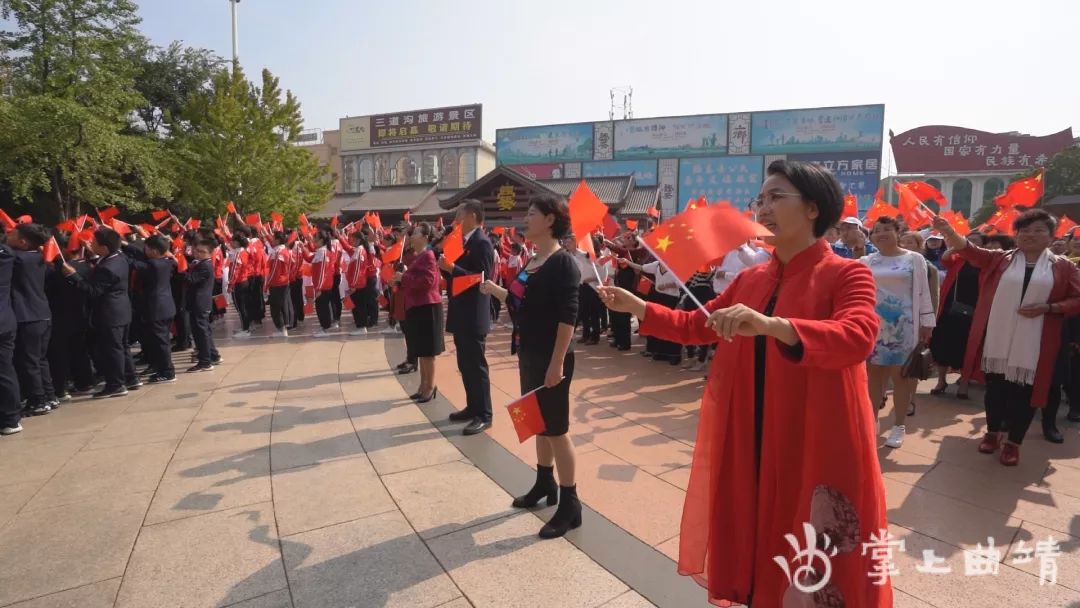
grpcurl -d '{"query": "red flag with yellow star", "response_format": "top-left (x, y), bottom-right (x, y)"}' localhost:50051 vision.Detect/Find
top-left (641, 202), bottom-right (771, 283)
top-left (1056, 215), bottom-right (1078, 239)
top-left (842, 194), bottom-right (858, 219)
top-left (506, 390), bottom-right (546, 442)
top-left (995, 169), bottom-right (1045, 209)
top-left (895, 182), bottom-right (936, 228)
top-left (568, 180), bottom-right (609, 257)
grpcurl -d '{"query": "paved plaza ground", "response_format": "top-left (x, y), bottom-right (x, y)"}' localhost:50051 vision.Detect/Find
top-left (1, 316), bottom-right (1079, 607)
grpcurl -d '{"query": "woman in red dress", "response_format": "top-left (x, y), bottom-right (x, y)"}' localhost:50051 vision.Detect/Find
top-left (600, 160), bottom-right (890, 606)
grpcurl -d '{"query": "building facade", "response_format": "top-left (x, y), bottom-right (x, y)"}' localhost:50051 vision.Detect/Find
top-left (338, 103), bottom-right (495, 195)
top-left (296, 129), bottom-right (344, 194)
top-left (890, 126), bottom-right (1074, 216)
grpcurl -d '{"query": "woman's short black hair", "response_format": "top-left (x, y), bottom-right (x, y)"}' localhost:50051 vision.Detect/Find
top-left (765, 160), bottom-right (844, 237)
top-left (1013, 208), bottom-right (1056, 234)
top-left (984, 234), bottom-right (1016, 250)
top-left (872, 216), bottom-right (901, 232)
top-left (94, 227), bottom-right (122, 254)
top-left (529, 194), bottom-right (572, 240)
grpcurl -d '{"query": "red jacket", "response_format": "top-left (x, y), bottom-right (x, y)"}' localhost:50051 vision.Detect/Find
top-left (339, 239), bottom-right (370, 290)
top-left (307, 246), bottom-right (335, 292)
top-left (212, 247), bottom-right (224, 280)
top-left (400, 249), bottom-right (441, 309)
top-left (288, 243), bottom-right (304, 281)
top-left (229, 249), bottom-right (251, 290)
top-left (266, 245), bottom-right (292, 288)
top-left (641, 240), bottom-right (889, 606)
top-left (957, 245), bottom-right (1080, 407)
top-left (248, 240), bottom-right (267, 278)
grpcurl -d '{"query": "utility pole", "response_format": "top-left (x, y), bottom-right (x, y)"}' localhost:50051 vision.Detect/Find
top-left (229, 0), bottom-right (240, 69)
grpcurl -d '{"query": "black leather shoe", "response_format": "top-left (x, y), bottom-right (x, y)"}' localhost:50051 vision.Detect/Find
top-left (1044, 424), bottom-right (1065, 444)
top-left (463, 419), bottom-right (490, 435)
top-left (513, 465), bottom-right (558, 508)
top-left (539, 485), bottom-right (582, 539)
top-left (415, 387), bottom-right (438, 404)
top-left (448, 410), bottom-right (473, 423)
top-left (397, 364), bottom-right (417, 375)
top-left (1068, 410), bottom-right (1080, 423)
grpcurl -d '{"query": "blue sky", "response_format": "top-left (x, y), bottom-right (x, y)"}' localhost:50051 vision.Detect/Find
top-left (137, 0), bottom-right (1077, 164)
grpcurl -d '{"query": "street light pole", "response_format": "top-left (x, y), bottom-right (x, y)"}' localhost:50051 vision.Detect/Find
top-left (229, 0), bottom-right (240, 69)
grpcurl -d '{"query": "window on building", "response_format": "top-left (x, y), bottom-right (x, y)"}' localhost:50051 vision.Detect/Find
top-left (358, 159), bottom-right (373, 192)
top-left (395, 156), bottom-right (418, 185)
top-left (953, 178), bottom-right (973, 216)
top-left (440, 153), bottom-right (458, 189)
top-left (374, 157), bottom-right (389, 186)
top-left (343, 157), bottom-right (358, 193)
top-left (983, 177), bottom-right (1005, 207)
top-left (457, 152), bottom-right (474, 188)
top-left (423, 152), bottom-right (440, 184)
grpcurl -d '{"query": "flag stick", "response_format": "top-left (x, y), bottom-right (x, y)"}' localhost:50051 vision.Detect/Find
top-left (635, 236), bottom-right (709, 317)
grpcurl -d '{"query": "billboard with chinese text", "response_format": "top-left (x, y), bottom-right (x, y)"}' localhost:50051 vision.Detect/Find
top-left (613, 115), bottom-right (728, 159)
top-left (371, 104), bottom-right (482, 147)
top-left (677, 157), bottom-right (764, 212)
top-left (583, 160), bottom-right (658, 186)
top-left (751, 105), bottom-right (884, 154)
top-left (508, 163), bottom-right (564, 180)
top-left (789, 152), bottom-right (881, 211)
top-left (890, 126), bottom-right (1073, 173)
top-left (496, 123), bottom-right (595, 164)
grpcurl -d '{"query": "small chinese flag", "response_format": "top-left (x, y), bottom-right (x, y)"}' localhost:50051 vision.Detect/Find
top-left (303, 301), bottom-right (315, 316)
top-left (213, 294), bottom-right (227, 309)
top-left (331, 216), bottom-right (339, 228)
top-left (67, 231), bottom-right (84, 253)
top-left (492, 226), bottom-right (506, 236)
top-left (506, 390), bottom-right (546, 443)
top-left (270, 211), bottom-right (284, 224)
top-left (452, 273), bottom-right (483, 297)
top-left (379, 263), bottom-right (396, 286)
top-left (97, 206), bottom-right (120, 223)
top-left (569, 181), bottom-right (610, 256)
top-left (55, 219), bottom-right (77, 232)
top-left (403, 211), bottom-right (411, 223)
top-left (647, 206), bottom-right (660, 219)
top-left (185, 218), bottom-right (201, 230)
top-left (378, 294), bottom-right (389, 308)
top-left (139, 223), bottom-right (156, 235)
top-left (895, 182), bottom-right (936, 228)
top-left (1056, 215), bottom-right (1078, 239)
top-left (441, 224), bottom-right (465, 264)
top-left (940, 210), bottom-right (971, 236)
top-left (625, 219), bottom-right (638, 231)
top-left (865, 199), bottom-right (898, 226)
top-left (637, 275), bottom-right (653, 295)
top-left (995, 169), bottom-right (1045, 209)
top-left (150, 210), bottom-right (169, 221)
top-left (0, 209), bottom-right (17, 231)
top-left (226, 201), bottom-right (237, 214)
top-left (842, 194), bottom-right (858, 219)
top-left (245, 213), bottom-right (261, 227)
top-left (42, 237), bottom-right (61, 263)
top-left (382, 240), bottom-right (405, 264)
top-left (990, 207), bottom-right (1020, 236)
top-left (74, 214), bottom-right (90, 231)
top-left (175, 252), bottom-right (188, 273)
top-left (903, 181), bottom-right (948, 209)
top-left (342, 296), bottom-right (356, 311)
top-left (16, 215), bottom-right (32, 224)
top-left (287, 231), bottom-right (298, 245)
top-left (641, 201), bottom-right (771, 283)
top-left (110, 219), bottom-right (132, 237)
top-left (602, 213), bottom-right (620, 239)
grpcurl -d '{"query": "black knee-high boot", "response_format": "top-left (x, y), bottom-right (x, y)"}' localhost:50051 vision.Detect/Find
top-left (539, 484), bottom-right (582, 539)
top-left (512, 464), bottom-right (557, 508)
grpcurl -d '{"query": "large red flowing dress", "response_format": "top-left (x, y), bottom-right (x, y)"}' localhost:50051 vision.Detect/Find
top-left (640, 240), bottom-right (891, 607)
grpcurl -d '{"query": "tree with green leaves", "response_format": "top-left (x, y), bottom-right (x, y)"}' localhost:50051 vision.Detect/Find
top-left (0, 0), bottom-right (176, 221)
top-left (169, 66), bottom-right (332, 221)
top-left (129, 40), bottom-right (223, 136)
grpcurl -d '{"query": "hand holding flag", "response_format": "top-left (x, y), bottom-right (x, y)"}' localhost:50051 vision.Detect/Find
top-left (506, 388), bottom-right (547, 443)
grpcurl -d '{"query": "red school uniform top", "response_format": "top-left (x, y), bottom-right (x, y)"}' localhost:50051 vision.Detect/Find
top-left (338, 238), bottom-right (369, 290)
top-left (640, 240), bottom-right (890, 607)
top-left (248, 240), bottom-right (268, 278)
top-left (307, 246), bottom-right (335, 292)
top-left (288, 243), bottom-right (305, 282)
top-left (212, 247), bottom-right (224, 280)
top-left (228, 249), bottom-right (251, 291)
top-left (266, 245), bottom-right (293, 289)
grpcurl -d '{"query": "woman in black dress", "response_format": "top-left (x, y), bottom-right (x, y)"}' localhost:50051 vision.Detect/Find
top-left (930, 232), bottom-right (988, 398)
top-left (480, 194), bottom-right (582, 539)
top-left (395, 223), bottom-right (445, 402)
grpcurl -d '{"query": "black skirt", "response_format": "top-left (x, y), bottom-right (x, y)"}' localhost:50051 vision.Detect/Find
top-left (519, 350), bottom-right (575, 436)
top-left (404, 302), bottom-right (445, 358)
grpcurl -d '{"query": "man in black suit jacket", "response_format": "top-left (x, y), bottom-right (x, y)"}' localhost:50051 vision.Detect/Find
top-left (185, 240), bottom-right (220, 372)
top-left (439, 199), bottom-right (495, 435)
top-left (45, 239), bottom-right (94, 398)
top-left (7, 224), bottom-right (56, 415)
top-left (63, 227), bottom-right (137, 399)
top-left (125, 235), bottom-right (177, 383)
top-left (0, 241), bottom-right (21, 434)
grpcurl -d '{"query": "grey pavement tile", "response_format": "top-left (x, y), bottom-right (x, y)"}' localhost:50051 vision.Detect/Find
top-left (355, 421), bottom-right (463, 476)
top-left (145, 447), bottom-right (272, 525)
top-left (282, 511), bottom-right (460, 608)
top-left (0, 480), bottom-right (43, 529)
top-left (22, 441), bottom-right (176, 511)
top-left (115, 502), bottom-right (288, 608)
top-left (426, 512), bottom-right (628, 608)
top-left (0, 432), bottom-right (94, 487)
top-left (221, 588), bottom-right (293, 608)
top-left (382, 460), bottom-right (516, 540)
top-left (172, 414), bottom-right (273, 462)
top-left (81, 407), bottom-right (199, 451)
top-left (272, 455), bottom-right (396, 537)
top-left (6, 400), bottom-right (129, 438)
top-left (599, 591), bottom-right (657, 607)
top-left (269, 418), bottom-right (363, 472)
top-left (0, 492), bottom-right (150, 606)
top-left (5, 578), bottom-right (121, 608)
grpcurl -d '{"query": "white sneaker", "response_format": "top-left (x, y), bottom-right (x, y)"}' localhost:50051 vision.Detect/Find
top-left (380, 327), bottom-right (397, 334)
top-left (333, 321), bottom-right (341, 329)
top-left (311, 329), bottom-right (330, 338)
top-left (233, 330), bottom-right (251, 339)
top-left (349, 328), bottom-right (368, 336)
top-left (1, 424), bottom-right (23, 436)
top-left (279, 328), bottom-right (289, 338)
top-left (885, 425), bottom-right (906, 448)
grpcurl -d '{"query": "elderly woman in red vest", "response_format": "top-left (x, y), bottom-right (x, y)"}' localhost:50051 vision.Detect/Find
top-left (601, 160), bottom-right (889, 606)
top-left (933, 210), bottom-right (1080, 465)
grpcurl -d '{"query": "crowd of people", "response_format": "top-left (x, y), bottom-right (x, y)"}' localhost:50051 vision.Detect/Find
top-left (3, 158), bottom-right (1079, 604)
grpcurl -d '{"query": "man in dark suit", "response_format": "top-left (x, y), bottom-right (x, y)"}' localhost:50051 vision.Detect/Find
top-left (0, 240), bottom-right (21, 435)
top-left (439, 199), bottom-right (495, 435)
top-left (7, 224), bottom-right (55, 415)
top-left (185, 240), bottom-right (220, 372)
top-left (125, 235), bottom-right (177, 383)
top-left (46, 236), bottom-right (94, 400)
top-left (63, 227), bottom-right (137, 399)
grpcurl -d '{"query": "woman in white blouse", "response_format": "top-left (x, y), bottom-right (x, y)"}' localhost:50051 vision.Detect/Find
top-left (860, 217), bottom-right (936, 448)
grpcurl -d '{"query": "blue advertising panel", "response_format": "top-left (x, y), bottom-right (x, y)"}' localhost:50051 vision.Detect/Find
top-left (789, 152), bottom-right (882, 212)
top-left (677, 156), bottom-right (764, 212)
top-left (751, 105), bottom-right (884, 154)
top-left (582, 160), bottom-right (658, 186)
top-left (613, 115), bottom-right (728, 159)
top-left (496, 123), bottom-right (594, 164)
